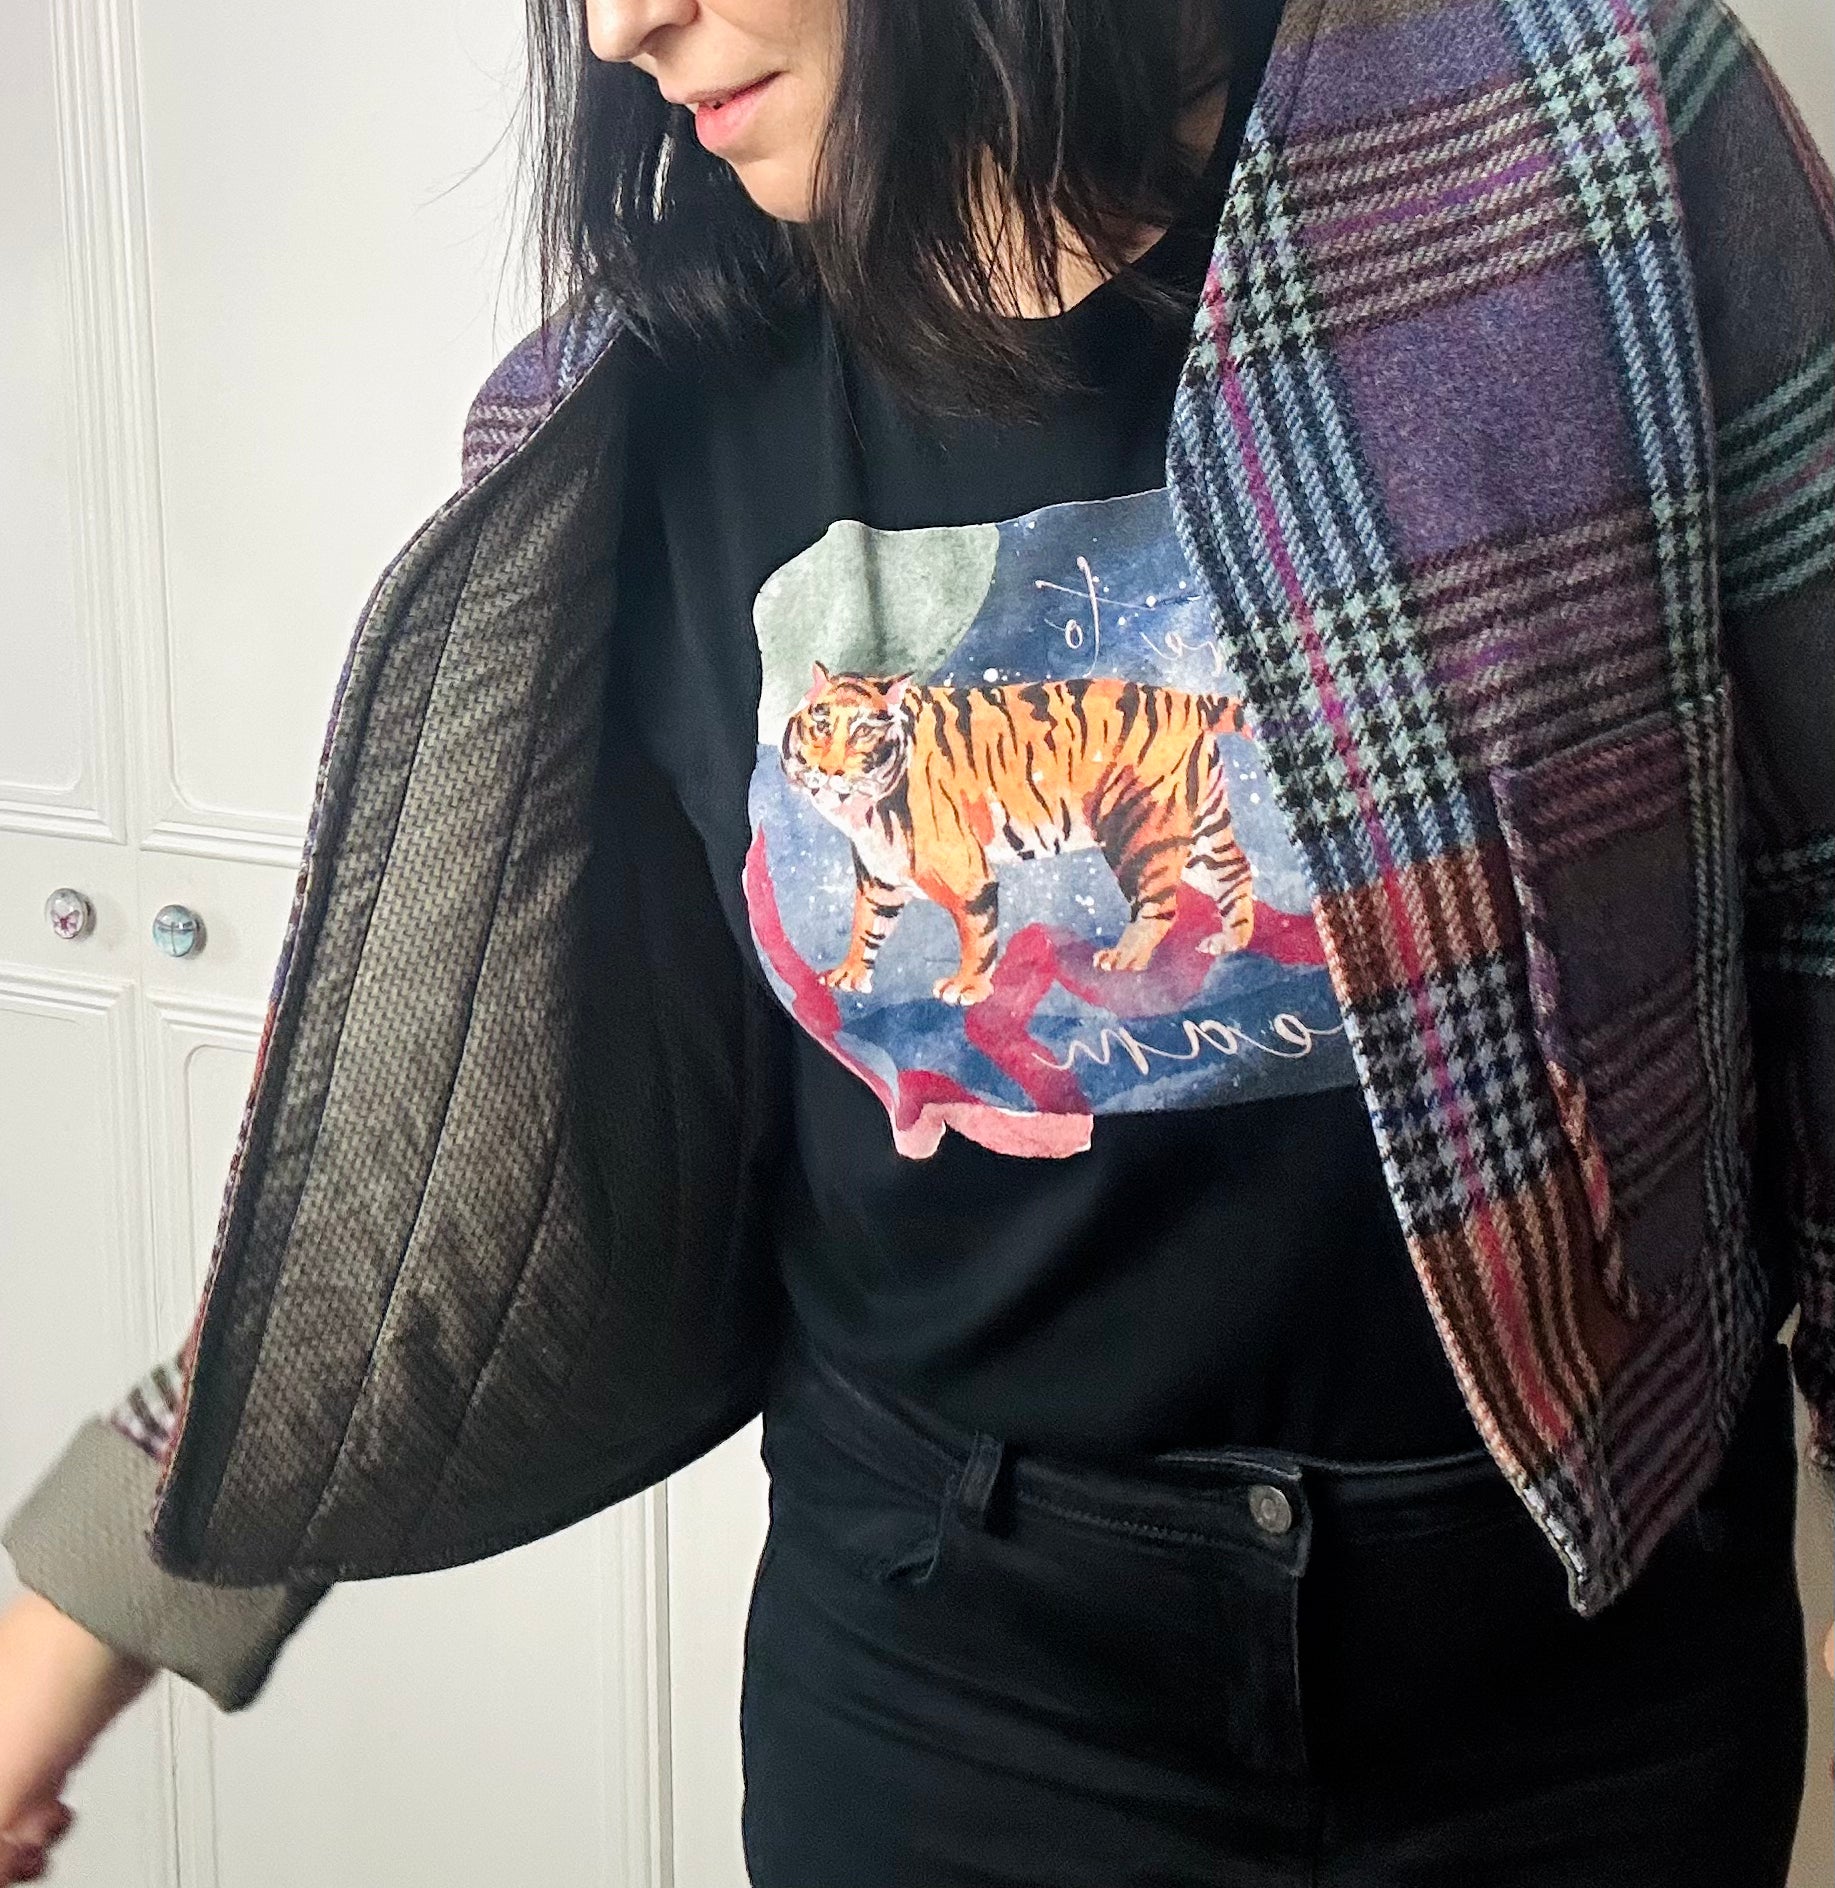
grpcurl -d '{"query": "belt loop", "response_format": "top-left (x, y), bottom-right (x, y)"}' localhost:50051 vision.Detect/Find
top-left (954, 1432), bottom-right (1007, 1533)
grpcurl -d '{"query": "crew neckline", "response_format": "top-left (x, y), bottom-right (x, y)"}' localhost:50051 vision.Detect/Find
top-left (999, 60), bottom-right (1247, 332)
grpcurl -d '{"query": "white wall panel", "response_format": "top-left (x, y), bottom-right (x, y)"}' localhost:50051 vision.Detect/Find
top-left (0, 0), bottom-right (96, 822)
top-left (0, 976), bottom-right (169, 1888)
top-left (133, 0), bottom-right (536, 843)
top-left (204, 1525), bottom-right (629, 1888)
top-left (668, 1425), bottom-right (768, 1888)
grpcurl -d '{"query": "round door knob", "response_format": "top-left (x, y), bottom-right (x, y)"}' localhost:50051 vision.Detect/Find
top-left (45, 888), bottom-right (95, 941)
top-left (151, 903), bottom-right (206, 959)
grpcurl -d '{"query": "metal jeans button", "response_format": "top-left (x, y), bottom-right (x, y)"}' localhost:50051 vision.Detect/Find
top-left (1248, 1483), bottom-right (1294, 1535)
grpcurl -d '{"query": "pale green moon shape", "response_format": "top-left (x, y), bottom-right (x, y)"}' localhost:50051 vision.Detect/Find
top-left (753, 516), bottom-right (1000, 741)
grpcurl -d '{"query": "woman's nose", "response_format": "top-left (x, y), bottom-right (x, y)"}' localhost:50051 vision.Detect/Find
top-left (585, 0), bottom-right (696, 66)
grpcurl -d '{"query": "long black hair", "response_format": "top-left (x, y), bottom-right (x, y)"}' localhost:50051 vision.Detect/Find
top-left (521, 1), bottom-right (1239, 423)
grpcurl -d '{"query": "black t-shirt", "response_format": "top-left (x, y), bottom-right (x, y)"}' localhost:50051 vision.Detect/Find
top-left (611, 0), bottom-right (1486, 1462)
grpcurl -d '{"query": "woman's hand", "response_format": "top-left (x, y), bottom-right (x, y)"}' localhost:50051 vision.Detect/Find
top-left (0, 1590), bottom-right (157, 1882)
top-left (1824, 1620), bottom-right (1833, 1683)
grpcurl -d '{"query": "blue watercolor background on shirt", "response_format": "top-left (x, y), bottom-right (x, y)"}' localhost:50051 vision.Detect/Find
top-left (743, 485), bottom-right (1361, 1128)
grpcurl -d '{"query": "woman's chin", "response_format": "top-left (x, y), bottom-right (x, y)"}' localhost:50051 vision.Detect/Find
top-left (728, 157), bottom-right (816, 226)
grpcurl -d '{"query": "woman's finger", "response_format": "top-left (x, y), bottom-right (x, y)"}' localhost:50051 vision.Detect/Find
top-left (1, 1800), bottom-right (70, 1850)
top-left (0, 1834), bottom-right (48, 1885)
top-left (0, 1799), bottom-right (73, 1884)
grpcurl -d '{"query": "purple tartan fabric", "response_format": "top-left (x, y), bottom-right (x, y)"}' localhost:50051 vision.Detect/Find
top-left (94, 0), bottom-right (1831, 1627)
top-left (1159, 0), bottom-right (1835, 1603)
top-left (458, 298), bottom-right (625, 491)
top-left (1671, 0), bottom-right (1835, 1484)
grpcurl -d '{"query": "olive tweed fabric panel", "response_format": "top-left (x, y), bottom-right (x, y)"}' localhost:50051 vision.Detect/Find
top-left (200, 424), bottom-right (615, 1573)
top-left (1, 1420), bottom-right (324, 1712)
top-left (142, 339), bottom-right (786, 1584)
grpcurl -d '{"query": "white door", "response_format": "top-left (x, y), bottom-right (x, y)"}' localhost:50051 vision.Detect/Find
top-left (0, 0), bottom-right (763, 1882)
top-left (1, 2), bottom-right (1826, 1886)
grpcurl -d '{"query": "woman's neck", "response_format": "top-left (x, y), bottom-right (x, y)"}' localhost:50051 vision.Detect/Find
top-left (977, 66), bottom-right (1234, 320)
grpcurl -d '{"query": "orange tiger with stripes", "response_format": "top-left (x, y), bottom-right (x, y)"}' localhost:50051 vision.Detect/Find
top-left (779, 663), bottom-right (1259, 1006)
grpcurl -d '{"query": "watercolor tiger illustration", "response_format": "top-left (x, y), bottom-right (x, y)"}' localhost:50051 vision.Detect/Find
top-left (778, 663), bottom-right (1260, 1006)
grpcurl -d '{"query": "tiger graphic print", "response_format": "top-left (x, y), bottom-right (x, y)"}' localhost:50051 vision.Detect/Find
top-left (740, 487), bottom-right (1360, 1159)
top-left (779, 665), bottom-right (1259, 1006)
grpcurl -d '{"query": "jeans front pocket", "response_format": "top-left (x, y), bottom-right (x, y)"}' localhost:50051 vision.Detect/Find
top-left (1669, 1339), bottom-right (1801, 1574)
top-left (759, 1367), bottom-right (955, 1590)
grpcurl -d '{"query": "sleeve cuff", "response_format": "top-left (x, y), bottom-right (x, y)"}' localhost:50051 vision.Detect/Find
top-left (3, 1418), bottom-right (327, 1712)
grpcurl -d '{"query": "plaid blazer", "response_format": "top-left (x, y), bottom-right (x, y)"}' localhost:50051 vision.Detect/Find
top-left (4, 0), bottom-right (1831, 1712)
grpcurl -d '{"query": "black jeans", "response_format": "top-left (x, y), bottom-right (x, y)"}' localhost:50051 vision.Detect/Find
top-left (740, 1323), bottom-right (1809, 1887)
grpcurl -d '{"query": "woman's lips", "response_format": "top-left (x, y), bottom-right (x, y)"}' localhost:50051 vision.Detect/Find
top-left (691, 74), bottom-right (778, 153)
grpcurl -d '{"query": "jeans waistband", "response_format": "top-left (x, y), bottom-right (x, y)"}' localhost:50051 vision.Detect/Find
top-left (770, 1324), bottom-right (1530, 1552)
top-left (767, 1321), bottom-right (1798, 1555)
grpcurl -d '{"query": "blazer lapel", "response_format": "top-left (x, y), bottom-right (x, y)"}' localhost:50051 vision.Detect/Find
top-left (1165, 0), bottom-right (1745, 1607)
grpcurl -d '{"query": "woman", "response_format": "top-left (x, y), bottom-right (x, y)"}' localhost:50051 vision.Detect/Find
top-left (2, 0), bottom-right (1831, 1881)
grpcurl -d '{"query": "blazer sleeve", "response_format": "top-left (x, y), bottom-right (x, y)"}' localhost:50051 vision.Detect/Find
top-left (2, 1350), bottom-right (329, 1712)
top-left (1657, 0), bottom-right (1835, 1475)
